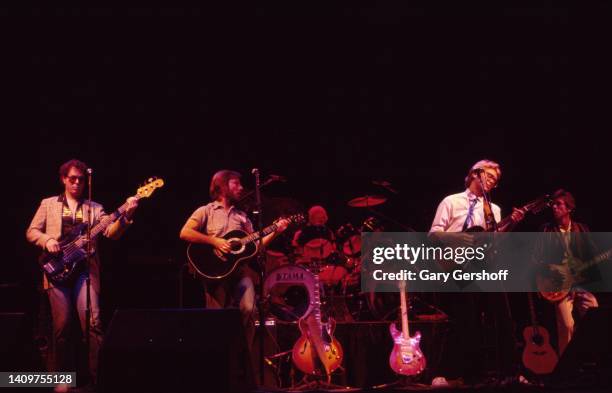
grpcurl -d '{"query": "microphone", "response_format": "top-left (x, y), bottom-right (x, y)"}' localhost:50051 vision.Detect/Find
top-left (269, 174), bottom-right (287, 182)
top-left (86, 168), bottom-right (93, 175)
top-left (251, 168), bottom-right (259, 175)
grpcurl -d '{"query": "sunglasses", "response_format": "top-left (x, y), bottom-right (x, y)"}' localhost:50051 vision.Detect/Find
top-left (66, 175), bottom-right (86, 184)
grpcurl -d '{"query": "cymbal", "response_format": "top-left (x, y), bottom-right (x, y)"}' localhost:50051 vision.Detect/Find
top-left (347, 195), bottom-right (387, 208)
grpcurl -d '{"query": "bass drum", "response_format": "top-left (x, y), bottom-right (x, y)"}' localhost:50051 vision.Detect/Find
top-left (264, 264), bottom-right (315, 322)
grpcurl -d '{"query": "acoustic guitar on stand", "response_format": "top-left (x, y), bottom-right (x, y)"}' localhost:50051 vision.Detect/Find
top-left (522, 292), bottom-right (557, 374)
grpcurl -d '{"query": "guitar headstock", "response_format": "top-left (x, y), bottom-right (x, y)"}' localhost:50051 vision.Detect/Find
top-left (136, 177), bottom-right (165, 199)
top-left (289, 213), bottom-right (306, 225)
top-left (526, 194), bottom-right (552, 215)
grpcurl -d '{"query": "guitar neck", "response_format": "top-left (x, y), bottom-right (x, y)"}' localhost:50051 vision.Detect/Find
top-left (241, 223), bottom-right (278, 245)
top-left (579, 248), bottom-right (612, 273)
top-left (527, 292), bottom-right (538, 326)
top-left (76, 195), bottom-right (138, 246)
top-left (310, 272), bottom-right (323, 336)
top-left (497, 196), bottom-right (549, 232)
top-left (399, 281), bottom-right (409, 338)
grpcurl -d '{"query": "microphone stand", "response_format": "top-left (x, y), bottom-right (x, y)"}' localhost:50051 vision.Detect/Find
top-left (252, 169), bottom-right (266, 386)
top-left (236, 176), bottom-right (280, 207)
top-left (476, 172), bottom-right (522, 381)
top-left (85, 168), bottom-right (93, 383)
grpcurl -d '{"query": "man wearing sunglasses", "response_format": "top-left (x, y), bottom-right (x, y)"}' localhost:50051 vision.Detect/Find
top-left (26, 159), bottom-right (138, 392)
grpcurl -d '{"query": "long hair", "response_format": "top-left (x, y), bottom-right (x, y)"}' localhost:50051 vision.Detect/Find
top-left (209, 170), bottom-right (241, 200)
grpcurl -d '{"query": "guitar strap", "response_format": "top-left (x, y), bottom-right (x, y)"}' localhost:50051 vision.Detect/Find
top-left (482, 198), bottom-right (496, 231)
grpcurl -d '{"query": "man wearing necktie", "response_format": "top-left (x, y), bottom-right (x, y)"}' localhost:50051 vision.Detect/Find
top-left (429, 159), bottom-right (525, 382)
top-left (431, 159), bottom-right (525, 234)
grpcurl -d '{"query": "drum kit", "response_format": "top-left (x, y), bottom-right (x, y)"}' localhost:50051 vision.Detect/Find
top-left (258, 192), bottom-right (448, 389)
top-left (263, 194), bottom-right (390, 323)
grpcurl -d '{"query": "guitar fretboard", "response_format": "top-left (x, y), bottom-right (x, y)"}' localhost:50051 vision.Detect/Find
top-left (73, 196), bottom-right (139, 249)
top-left (240, 223), bottom-right (278, 245)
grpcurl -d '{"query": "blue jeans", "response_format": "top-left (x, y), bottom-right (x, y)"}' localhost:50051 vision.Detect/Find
top-left (46, 271), bottom-right (103, 381)
top-left (204, 274), bottom-right (256, 347)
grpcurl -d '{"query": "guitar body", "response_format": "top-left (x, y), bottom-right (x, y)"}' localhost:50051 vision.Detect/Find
top-left (464, 225), bottom-right (486, 233)
top-left (522, 326), bottom-right (558, 374)
top-left (38, 224), bottom-right (89, 285)
top-left (292, 314), bottom-right (343, 376)
top-left (539, 291), bottom-right (568, 302)
top-left (187, 229), bottom-right (258, 279)
top-left (537, 263), bottom-right (574, 302)
top-left (536, 274), bottom-right (569, 302)
top-left (389, 323), bottom-right (426, 376)
top-left (537, 249), bottom-right (612, 302)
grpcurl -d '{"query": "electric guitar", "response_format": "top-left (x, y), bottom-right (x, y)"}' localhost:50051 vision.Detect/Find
top-left (292, 262), bottom-right (344, 377)
top-left (39, 178), bottom-right (164, 285)
top-left (465, 194), bottom-right (551, 232)
top-left (537, 248), bottom-right (612, 302)
top-left (389, 280), bottom-right (426, 376)
top-left (186, 214), bottom-right (304, 280)
top-left (522, 292), bottom-right (558, 374)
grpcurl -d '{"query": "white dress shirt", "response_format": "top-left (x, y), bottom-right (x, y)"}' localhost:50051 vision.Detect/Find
top-left (430, 189), bottom-right (502, 232)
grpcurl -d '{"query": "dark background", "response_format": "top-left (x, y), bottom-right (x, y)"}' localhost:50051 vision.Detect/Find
top-left (3, 4), bottom-right (611, 327)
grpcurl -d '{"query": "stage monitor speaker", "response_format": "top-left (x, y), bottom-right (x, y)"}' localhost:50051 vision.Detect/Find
top-left (553, 307), bottom-right (612, 387)
top-left (98, 308), bottom-right (254, 392)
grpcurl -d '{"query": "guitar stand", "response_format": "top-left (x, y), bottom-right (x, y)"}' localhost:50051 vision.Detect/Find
top-left (267, 343), bottom-right (353, 392)
top-left (371, 375), bottom-right (429, 390)
top-left (289, 371), bottom-right (353, 392)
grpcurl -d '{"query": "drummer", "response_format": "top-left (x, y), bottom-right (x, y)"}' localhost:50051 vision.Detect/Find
top-left (292, 205), bottom-right (336, 262)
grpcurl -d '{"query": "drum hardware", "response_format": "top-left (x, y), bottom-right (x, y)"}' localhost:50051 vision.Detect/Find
top-left (263, 264), bottom-right (316, 322)
top-left (347, 195), bottom-right (388, 208)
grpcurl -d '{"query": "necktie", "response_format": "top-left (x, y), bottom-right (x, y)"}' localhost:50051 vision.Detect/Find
top-left (462, 198), bottom-right (478, 231)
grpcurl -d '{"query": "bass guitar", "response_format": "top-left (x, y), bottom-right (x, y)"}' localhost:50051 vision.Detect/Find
top-left (39, 177), bottom-right (164, 285)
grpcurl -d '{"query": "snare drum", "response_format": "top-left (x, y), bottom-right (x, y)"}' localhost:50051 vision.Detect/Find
top-left (264, 264), bottom-right (315, 322)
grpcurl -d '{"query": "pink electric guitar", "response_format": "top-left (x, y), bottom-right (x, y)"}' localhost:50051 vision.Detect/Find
top-left (389, 280), bottom-right (426, 376)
